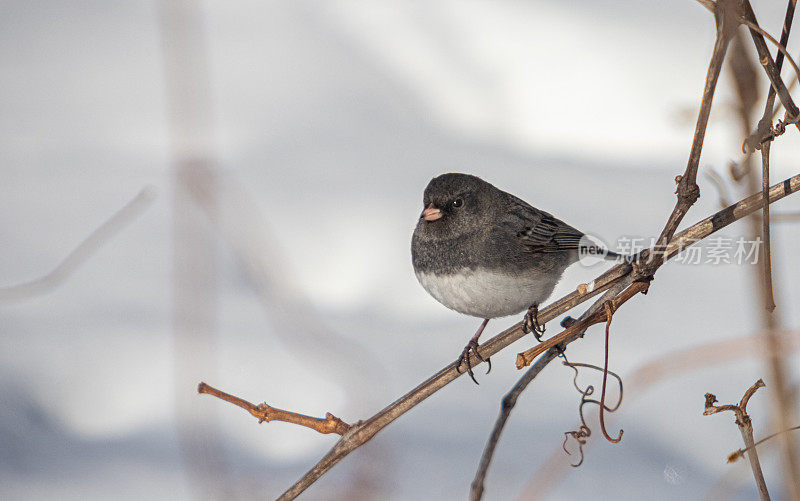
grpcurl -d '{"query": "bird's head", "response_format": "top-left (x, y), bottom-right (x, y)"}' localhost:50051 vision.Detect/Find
top-left (415, 173), bottom-right (499, 241)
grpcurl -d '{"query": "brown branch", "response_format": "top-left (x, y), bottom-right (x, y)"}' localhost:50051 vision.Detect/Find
top-left (704, 379), bottom-right (769, 500)
top-left (738, 19), bottom-right (800, 111)
top-left (760, 143), bottom-right (776, 312)
top-left (738, 2), bottom-right (800, 497)
top-left (197, 382), bottom-right (351, 435)
top-left (754, 0), bottom-right (795, 313)
top-left (469, 347), bottom-right (562, 501)
top-left (269, 171), bottom-right (800, 500)
top-left (644, 0), bottom-right (738, 276)
top-left (744, 1), bottom-right (798, 152)
top-left (743, 0), bottom-right (800, 123)
top-left (772, 70), bottom-right (798, 120)
top-left (598, 302), bottom-right (623, 443)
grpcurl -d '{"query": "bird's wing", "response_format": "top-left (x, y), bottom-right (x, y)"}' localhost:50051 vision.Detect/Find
top-left (499, 195), bottom-right (585, 253)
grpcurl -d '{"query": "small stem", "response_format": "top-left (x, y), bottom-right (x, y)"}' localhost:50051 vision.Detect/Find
top-left (198, 382), bottom-right (351, 435)
top-left (599, 302), bottom-right (623, 443)
top-left (730, 425), bottom-right (800, 462)
top-left (704, 380), bottom-right (769, 500)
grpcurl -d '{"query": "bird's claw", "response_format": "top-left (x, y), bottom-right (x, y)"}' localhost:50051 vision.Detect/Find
top-left (523, 304), bottom-right (546, 341)
top-left (456, 339), bottom-right (491, 384)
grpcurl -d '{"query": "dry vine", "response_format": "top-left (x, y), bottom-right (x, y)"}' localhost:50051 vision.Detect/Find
top-left (704, 380), bottom-right (770, 500)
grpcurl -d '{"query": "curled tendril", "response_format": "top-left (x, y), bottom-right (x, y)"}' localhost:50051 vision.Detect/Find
top-left (560, 355), bottom-right (624, 466)
top-left (563, 426), bottom-right (591, 467)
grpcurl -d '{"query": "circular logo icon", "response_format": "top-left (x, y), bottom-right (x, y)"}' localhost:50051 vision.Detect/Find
top-left (578, 233), bottom-right (611, 267)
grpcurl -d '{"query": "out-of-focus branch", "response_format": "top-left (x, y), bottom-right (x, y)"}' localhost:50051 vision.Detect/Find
top-left (0, 186), bottom-right (156, 302)
top-left (704, 380), bottom-right (770, 500)
top-left (198, 383), bottom-right (351, 435)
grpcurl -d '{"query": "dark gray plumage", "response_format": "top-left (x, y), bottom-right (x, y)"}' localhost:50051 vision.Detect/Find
top-left (411, 173), bottom-right (608, 383)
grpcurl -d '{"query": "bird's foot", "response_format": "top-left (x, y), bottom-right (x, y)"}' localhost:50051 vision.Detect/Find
top-left (456, 338), bottom-right (491, 384)
top-left (523, 304), bottom-right (546, 341)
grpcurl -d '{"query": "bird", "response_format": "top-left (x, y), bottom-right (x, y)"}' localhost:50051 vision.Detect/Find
top-left (411, 173), bottom-right (621, 383)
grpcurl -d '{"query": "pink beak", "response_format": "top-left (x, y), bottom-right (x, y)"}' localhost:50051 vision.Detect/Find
top-left (422, 203), bottom-right (442, 221)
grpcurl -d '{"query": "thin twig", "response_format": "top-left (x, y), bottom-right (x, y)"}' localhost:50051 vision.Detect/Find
top-left (760, 142), bottom-right (776, 311)
top-left (598, 302), bottom-right (623, 443)
top-left (198, 383), bottom-right (351, 435)
top-left (469, 348), bottom-right (562, 501)
top-left (704, 379), bottom-right (770, 500)
top-left (643, 0), bottom-right (738, 276)
top-left (772, 71), bottom-right (798, 120)
top-left (738, 19), bottom-right (800, 109)
top-left (729, 425), bottom-right (800, 463)
top-left (755, 0), bottom-right (795, 312)
top-left (742, 0), bottom-right (800, 123)
top-left (740, 2), bottom-right (800, 497)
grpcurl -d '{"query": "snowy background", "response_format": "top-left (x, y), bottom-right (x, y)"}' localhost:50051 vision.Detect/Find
top-left (2, 1), bottom-right (800, 500)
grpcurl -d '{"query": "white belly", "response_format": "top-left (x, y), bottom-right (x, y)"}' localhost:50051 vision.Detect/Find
top-left (416, 268), bottom-right (555, 319)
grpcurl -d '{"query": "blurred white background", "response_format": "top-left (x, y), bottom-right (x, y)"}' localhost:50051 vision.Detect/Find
top-left (2, 1), bottom-right (800, 499)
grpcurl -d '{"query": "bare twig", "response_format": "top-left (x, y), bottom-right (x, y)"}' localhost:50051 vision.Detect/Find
top-left (738, 19), bottom-right (800, 110)
top-left (742, 0), bottom-right (800, 123)
top-left (737, 2), bottom-right (800, 497)
top-left (704, 379), bottom-right (770, 500)
top-left (469, 347), bottom-right (561, 501)
top-left (643, 0), bottom-right (738, 276)
top-left (0, 187), bottom-right (156, 302)
top-left (729, 425), bottom-right (800, 463)
top-left (598, 302), bottom-right (623, 444)
top-left (755, 0), bottom-right (795, 313)
top-left (198, 383), bottom-right (351, 435)
top-left (760, 143), bottom-right (776, 312)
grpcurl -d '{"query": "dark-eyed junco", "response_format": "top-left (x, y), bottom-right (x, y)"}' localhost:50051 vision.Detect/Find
top-left (411, 173), bottom-right (620, 383)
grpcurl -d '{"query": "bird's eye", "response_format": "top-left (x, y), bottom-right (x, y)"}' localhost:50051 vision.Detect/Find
top-left (452, 198), bottom-right (463, 208)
